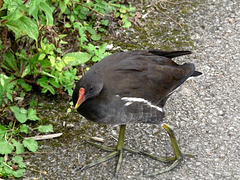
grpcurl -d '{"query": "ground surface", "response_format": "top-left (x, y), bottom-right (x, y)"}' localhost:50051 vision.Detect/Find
top-left (23, 1), bottom-right (240, 179)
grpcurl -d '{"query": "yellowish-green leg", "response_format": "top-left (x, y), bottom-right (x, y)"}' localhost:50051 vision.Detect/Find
top-left (143, 123), bottom-right (193, 176)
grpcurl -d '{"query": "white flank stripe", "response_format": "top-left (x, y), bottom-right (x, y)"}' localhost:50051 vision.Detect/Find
top-left (121, 97), bottom-right (163, 112)
top-left (124, 102), bottom-right (133, 106)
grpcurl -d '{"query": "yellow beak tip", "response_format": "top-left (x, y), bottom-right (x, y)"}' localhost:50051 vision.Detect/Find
top-left (74, 104), bottom-right (80, 110)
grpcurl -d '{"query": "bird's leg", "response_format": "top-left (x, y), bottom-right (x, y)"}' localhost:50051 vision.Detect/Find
top-left (115, 124), bottom-right (126, 175)
top-left (77, 125), bottom-right (139, 175)
top-left (143, 123), bottom-right (194, 176)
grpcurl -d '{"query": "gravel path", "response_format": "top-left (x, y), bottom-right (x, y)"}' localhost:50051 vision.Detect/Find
top-left (24, 1), bottom-right (240, 179)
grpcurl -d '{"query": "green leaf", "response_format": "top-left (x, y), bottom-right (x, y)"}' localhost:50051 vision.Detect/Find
top-left (21, 64), bottom-right (31, 78)
top-left (90, 33), bottom-right (101, 41)
top-left (49, 55), bottom-right (55, 67)
top-left (39, 2), bottom-right (54, 26)
top-left (4, 16), bottom-right (39, 41)
top-left (122, 19), bottom-right (131, 28)
top-left (48, 85), bottom-right (55, 95)
top-left (100, 19), bottom-right (109, 26)
top-left (27, 108), bottom-right (40, 121)
top-left (55, 62), bottom-right (64, 71)
top-left (59, 0), bottom-right (69, 13)
top-left (0, 141), bottom-right (14, 155)
top-left (37, 76), bottom-right (48, 87)
top-left (4, 165), bottom-right (13, 174)
top-left (10, 106), bottom-right (28, 123)
top-left (63, 52), bottom-right (92, 66)
top-left (99, 43), bottom-right (107, 54)
top-left (2, 52), bottom-right (18, 71)
top-left (64, 22), bottom-right (71, 28)
top-left (49, 78), bottom-right (60, 88)
top-left (13, 156), bottom-right (23, 164)
top-left (38, 125), bottom-right (53, 133)
top-left (0, 124), bottom-right (6, 135)
top-left (29, 0), bottom-right (41, 15)
top-left (13, 168), bottom-right (26, 178)
top-left (12, 139), bottom-right (25, 155)
top-left (87, 26), bottom-right (96, 34)
top-left (38, 53), bottom-right (46, 60)
top-left (23, 138), bottom-right (38, 152)
top-left (92, 56), bottom-right (100, 62)
top-left (41, 87), bottom-right (48, 93)
top-left (19, 124), bottom-right (29, 134)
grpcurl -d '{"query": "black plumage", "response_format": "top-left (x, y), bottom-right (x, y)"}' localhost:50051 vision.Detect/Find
top-left (72, 50), bottom-right (202, 176)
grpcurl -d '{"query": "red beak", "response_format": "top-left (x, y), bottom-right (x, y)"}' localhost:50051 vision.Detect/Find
top-left (74, 88), bottom-right (85, 109)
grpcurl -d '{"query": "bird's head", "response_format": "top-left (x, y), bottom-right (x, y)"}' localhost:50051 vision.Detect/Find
top-left (73, 73), bottom-right (103, 110)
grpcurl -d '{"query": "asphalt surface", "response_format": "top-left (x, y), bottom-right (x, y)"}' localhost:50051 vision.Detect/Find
top-left (23, 1), bottom-right (240, 180)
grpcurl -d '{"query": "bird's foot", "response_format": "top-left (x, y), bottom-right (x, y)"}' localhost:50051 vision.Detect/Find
top-left (142, 123), bottom-right (195, 176)
top-left (75, 125), bottom-right (140, 176)
top-left (140, 150), bottom-right (194, 163)
top-left (140, 151), bottom-right (194, 176)
top-left (75, 139), bottom-right (139, 171)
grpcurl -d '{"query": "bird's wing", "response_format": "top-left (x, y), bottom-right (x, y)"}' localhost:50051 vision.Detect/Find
top-left (100, 53), bottom-right (195, 104)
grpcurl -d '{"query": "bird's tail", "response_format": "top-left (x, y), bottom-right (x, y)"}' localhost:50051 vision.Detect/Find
top-left (149, 50), bottom-right (192, 59)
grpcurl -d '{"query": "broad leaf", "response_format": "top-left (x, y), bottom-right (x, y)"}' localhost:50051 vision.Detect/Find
top-left (38, 125), bottom-right (53, 133)
top-left (12, 139), bottom-right (25, 155)
top-left (0, 141), bottom-right (14, 155)
top-left (23, 138), bottom-right (38, 152)
top-left (10, 106), bottom-right (27, 123)
top-left (40, 2), bottom-right (54, 26)
top-left (27, 108), bottom-right (40, 121)
top-left (63, 52), bottom-right (91, 66)
top-left (19, 124), bottom-right (29, 134)
top-left (4, 16), bottom-right (39, 41)
top-left (90, 33), bottom-right (101, 41)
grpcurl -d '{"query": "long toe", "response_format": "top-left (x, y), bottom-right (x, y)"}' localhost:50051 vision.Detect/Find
top-left (146, 156), bottom-right (183, 176)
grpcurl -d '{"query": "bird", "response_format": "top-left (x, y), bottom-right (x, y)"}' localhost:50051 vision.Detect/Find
top-left (72, 50), bottom-right (202, 176)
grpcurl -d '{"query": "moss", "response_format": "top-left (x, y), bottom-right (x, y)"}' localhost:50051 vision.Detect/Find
top-left (104, 0), bottom-right (199, 51)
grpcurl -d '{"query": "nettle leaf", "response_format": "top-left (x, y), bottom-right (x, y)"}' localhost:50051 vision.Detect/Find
top-left (4, 16), bottom-right (39, 41)
top-left (63, 52), bottom-right (91, 66)
top-left (12, 139), bottom-right (25, 155)
top-left (27, 108), bottom-right (40, 121)
top-left (38, 125), bottom-right (53, 133)
top-left (10, 106), bottom-right (27, 123)
top-left (23, 138), bottom-right (38, 152)
top-left (0, 141), bottom-right (14, 155)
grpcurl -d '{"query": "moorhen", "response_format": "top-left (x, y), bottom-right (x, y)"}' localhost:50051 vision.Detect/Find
top-left (73, 50), bottom-right (201, 176)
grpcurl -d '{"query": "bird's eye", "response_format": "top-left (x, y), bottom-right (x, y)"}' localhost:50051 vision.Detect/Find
top-left (89, 87), bottom-right (93, 92)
